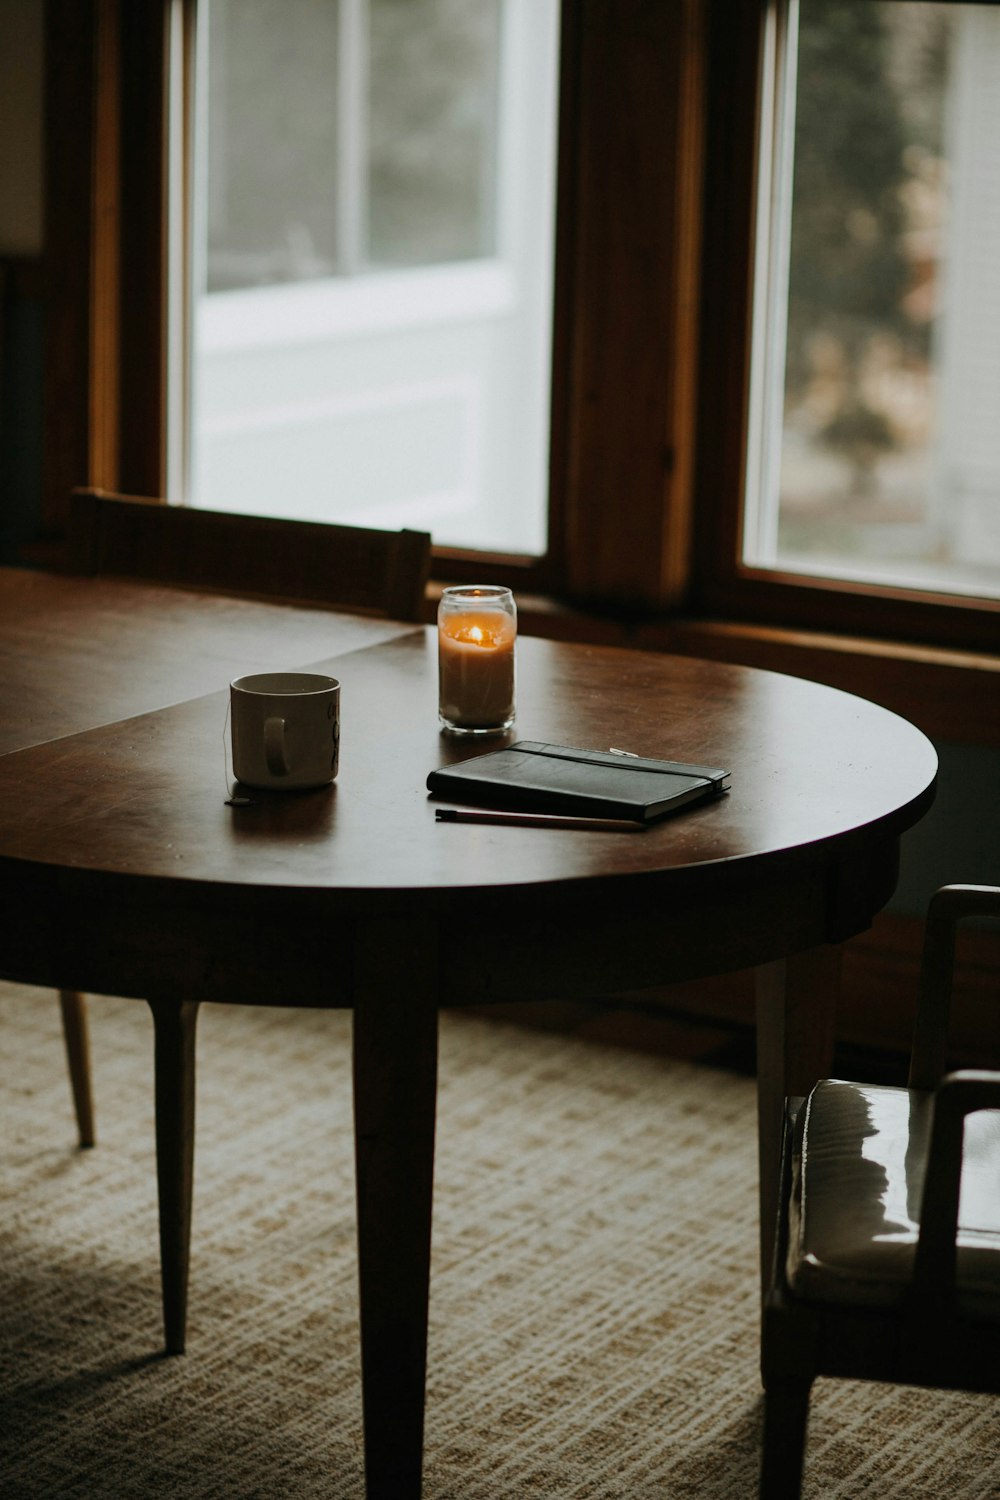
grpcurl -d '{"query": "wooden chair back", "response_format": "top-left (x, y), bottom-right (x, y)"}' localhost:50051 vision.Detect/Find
top-left (68, 488), bottom-right (432, 622)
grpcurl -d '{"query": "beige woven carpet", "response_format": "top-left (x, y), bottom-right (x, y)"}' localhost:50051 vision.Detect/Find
top-left (3, 982), bottom-right (999, 1499)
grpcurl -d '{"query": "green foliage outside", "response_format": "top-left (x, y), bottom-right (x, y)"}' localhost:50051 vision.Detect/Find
top-left (785, 0), bottom-right (948, 480)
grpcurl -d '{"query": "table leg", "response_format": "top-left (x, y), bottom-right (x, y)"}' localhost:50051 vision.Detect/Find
top-left (147, 997), bottom-right (200, 1355)
top-left (755, 946), bottom-right (839, 1296)
top-left (353, 920), bottom-right (439, 1500)
top-left (59, 989), bottom-right (95, 1148)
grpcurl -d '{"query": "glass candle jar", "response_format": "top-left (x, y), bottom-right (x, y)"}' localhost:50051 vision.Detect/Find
top-left (438, 585), bottom-right (517, 734)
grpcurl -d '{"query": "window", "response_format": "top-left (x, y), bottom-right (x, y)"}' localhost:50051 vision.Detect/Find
top-left (182, 0), bottom-right (560, 556)
top-left (746, 0), bottom-right (1000, 603)
top-left (43, 0), bottom-right (1000, 670)
top-left (693, 0), bottom-right (1000, 653)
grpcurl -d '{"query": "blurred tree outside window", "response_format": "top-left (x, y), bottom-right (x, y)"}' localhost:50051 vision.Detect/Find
top-left (367, 0), bottom-right (501, 267)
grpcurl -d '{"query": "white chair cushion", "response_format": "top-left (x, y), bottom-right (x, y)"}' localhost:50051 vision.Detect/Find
top-left (786, 1079), bottom-right (1000, 1315)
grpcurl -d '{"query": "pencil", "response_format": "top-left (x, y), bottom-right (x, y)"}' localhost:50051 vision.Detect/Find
top-left (434, 807), bottom-right (647, 832)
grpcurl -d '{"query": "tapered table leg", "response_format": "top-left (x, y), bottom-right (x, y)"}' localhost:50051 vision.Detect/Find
top-left (353, 920), bottom-right (439, 1500)
top-left (59, 989), bottom-right (95, 1147)
top-left (755, 946), bottom-right (839, 1296)
top-left (147, 997), bottom-right (200, 1355)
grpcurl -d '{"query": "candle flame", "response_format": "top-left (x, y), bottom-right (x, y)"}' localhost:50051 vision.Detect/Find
top-left (442, 612), bottom-right (512, 649)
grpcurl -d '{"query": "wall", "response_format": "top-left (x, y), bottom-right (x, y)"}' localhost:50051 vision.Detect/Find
top-left (0, 0), bottom-right (43, 256)
top-left (0, 0), bottom-right (45, 563)
top-left (895, 741), bottom-right (1000, 914)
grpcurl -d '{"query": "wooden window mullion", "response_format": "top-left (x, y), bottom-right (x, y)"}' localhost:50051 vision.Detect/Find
top-left (118, 0), bottom-right (170, 498)
top-left (551, 0), bottom-right (707, 615)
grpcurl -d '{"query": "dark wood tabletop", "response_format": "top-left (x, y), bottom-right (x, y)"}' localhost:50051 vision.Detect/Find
top-left (0, 605), bottom-right (936, 902)
top-left (0, 565), bottom-right (411, 754)
top-left (0, 567), bottom-right (938, 1499)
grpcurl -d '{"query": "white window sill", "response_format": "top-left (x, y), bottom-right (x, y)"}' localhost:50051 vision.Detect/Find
top-left (196, 258), bottom-right (518, 354)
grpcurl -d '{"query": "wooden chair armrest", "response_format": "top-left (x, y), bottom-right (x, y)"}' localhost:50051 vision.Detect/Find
top-left (908, 885), bottom-right (1000, 1090)
top-left (913, 1069), bottom-right (1000, 1296)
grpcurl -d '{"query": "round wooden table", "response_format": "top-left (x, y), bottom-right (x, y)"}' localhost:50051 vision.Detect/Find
top-left (0, 575), bottom-right (938, 1499)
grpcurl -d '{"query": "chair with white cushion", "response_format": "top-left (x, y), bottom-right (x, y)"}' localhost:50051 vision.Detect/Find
top-left (760, 883), bottom-right (1000, 1498)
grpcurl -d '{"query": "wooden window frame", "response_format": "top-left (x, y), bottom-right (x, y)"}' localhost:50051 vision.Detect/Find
top-left (42, 0), bottom-right (708, 601)
top-left (691, 0), bottom-right (1000, 659)
top-left (42, 0), bottom-right (168, 524)
top-left (437, 0), bottom-right (708, 608)
top-left (41, 0), bottom-right (1000, 746)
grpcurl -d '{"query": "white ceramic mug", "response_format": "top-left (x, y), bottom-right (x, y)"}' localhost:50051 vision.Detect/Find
top-left (230, 672), bottom-right (340, 790)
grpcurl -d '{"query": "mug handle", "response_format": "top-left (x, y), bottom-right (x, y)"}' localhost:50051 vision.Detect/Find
top-left (264, 716), bottom-right (290, 776)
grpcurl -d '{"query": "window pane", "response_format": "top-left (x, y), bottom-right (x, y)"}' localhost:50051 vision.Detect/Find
top-left (185, 0), bottom-right (560, 557)
top-left (368, 0), bottom-right (501, 266)
top-left (747, 0), bottom-right (1000, 601)
top-left (205, 0), bottom-right (340, 291)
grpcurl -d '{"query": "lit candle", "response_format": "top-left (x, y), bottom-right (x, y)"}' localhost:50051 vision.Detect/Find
top-left (438, 585), bottom-right (517, 734)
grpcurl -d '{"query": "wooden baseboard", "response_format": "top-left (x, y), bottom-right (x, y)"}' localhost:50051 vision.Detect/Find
top-left (474, 911), bottom-right (1000, 1070)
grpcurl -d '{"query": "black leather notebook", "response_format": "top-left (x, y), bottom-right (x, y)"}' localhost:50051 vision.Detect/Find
top-left (426, 741), bottom-right (730, 824)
